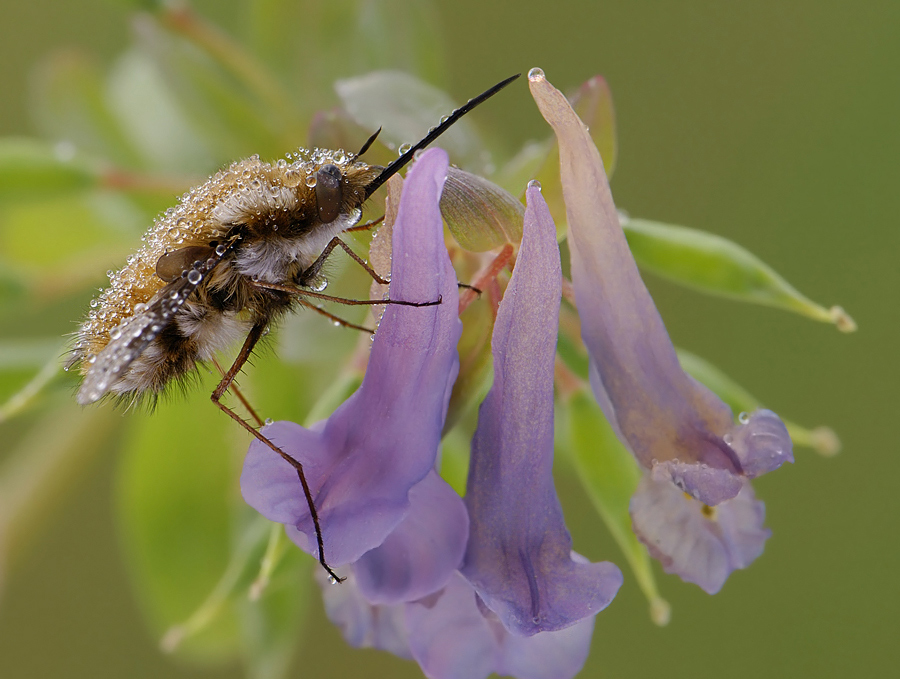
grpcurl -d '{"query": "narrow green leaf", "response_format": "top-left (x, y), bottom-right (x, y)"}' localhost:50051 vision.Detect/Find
top-left (623, 217), bottom-right (856, 332)
top-left (239, 537), bottom-right (310, 679)
top-left (562, 390), bottom-right (670, 625)
top-left (677, 348), bottom-right (841, 456)
top-left (441, 167), bottom-right (524, 251)
top-left (0, 138), bottom-right (99, 200)
top-left (116, 381), bottom-right (244, 664)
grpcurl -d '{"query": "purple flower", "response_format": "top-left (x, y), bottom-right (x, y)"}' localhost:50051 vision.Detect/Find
top-left (460, 182), bottom-right (622, 636)
top-left (309, 168), bottom-right (619, 679)
top-left (241, 148), bottom-right (464, 571)
top-left (319, 571), bottom-right (596, 679)
top-left (529, 72), bottom-right (792, 506)
top-left (629, 467), bottom-right (769, 594)
top-left (528, 69), bottom-right (792, 589)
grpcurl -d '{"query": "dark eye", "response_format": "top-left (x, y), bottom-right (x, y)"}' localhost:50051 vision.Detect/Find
top-left (316, 164), bottom-right (343, 223)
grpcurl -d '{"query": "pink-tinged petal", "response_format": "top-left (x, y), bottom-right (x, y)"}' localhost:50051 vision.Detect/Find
top-left (528, 70), bottom-right (793, 505)
top-left (630, 466), bottom-right (770, 594)
top-left (240, 148), bottom-right (462, 565)
top-left (461, 184), bottom-right (622, 635)
top-left (354, 471), bottom-right (469, 605)
top-left (315, 568), bottom-right (412, 659)
top-left (406, 573), bottom-right (596, 679)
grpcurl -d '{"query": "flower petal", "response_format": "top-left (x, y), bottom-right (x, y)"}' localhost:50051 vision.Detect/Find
top-left (528, 70), bottom-right (793, 506)
top-left (461, 183), bottom-right (622, 635)
top-left (406, 572), bottom-right (596, 679)
top-left (316, 568), bottom-right (412, 659)
top-left (240, 147), bottom-right (462, 565)
top-left (354, 470), bottom-right (469, 605)
top-left (630, 466), bottom-right (770, 594)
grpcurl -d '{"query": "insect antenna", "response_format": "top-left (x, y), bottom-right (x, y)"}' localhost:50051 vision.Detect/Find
top-left (353, 127), bottom-right (382, 160)
top-left (362, 73), bottom-right (520, 199)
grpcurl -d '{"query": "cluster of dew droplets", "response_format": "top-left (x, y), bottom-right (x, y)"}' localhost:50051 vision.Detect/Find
top-left (74, 162), bottom-right (241, 358)
top-left (74, 149), bottom-right (361, 362)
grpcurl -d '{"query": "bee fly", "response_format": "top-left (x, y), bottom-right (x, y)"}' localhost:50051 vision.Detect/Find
top-left (67, 74), bottom-right (519, 582)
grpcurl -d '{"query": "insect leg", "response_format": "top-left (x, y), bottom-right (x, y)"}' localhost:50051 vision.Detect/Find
top-left (343, 214), bottom-right (385, 233)
top-left (251, 280), bottom-right (441, 309)
top-left (298, 237), bottom-right (389, 286)
top-left (211, 321), bottom-right (344, 584)
top-left (212, 357), bottom-right (263, 427)
top-left (295, 297), bottom-right (374, 333)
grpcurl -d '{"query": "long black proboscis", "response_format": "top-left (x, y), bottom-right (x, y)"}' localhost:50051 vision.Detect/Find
top-left (363, 73), bottom-right (521, 199)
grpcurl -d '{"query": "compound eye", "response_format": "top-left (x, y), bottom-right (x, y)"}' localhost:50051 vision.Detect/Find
top-left (316, 164), bottom-right (343, 223)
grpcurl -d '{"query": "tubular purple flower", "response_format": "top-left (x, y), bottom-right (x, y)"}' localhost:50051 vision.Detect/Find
top-left (528, 70), bottom-right (793, 507)
top-left (460, 182), bottom-right (622, 636)
top-left (240, 148), bottom-right (462, 566)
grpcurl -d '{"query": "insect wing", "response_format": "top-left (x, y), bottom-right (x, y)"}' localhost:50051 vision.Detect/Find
top-left (76, 246), bottom-right (226, 404)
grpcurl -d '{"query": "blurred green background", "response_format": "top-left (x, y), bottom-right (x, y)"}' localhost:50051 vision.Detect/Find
top-left (0, 0), bottom-right (896, 677)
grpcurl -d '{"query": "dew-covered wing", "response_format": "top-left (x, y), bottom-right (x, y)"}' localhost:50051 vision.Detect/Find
top-left (77, 244), bottom-right (226, 404)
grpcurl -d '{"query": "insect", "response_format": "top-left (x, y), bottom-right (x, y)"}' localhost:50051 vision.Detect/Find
top-left (67, 74), bottom-right (519, 582)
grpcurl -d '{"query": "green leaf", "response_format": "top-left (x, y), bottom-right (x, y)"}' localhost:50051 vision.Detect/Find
top-left (0, 138), bottom-right (100, 201)
top-left (106, 48), bottom-right (216, 173)
top-left (623, 217), bottom-right (856, 332)
top-left (238, 531), bottom-right (310, 679)
top-left (335, 71), bottom-right (489, 173)
top-left (116, 380), bottom-right (245, 664)
top-left (247, 0), bottom-right (446, 107)
top-left (677, 348), bottom-right (841, 456)
top-left (441, 167), bottom-right (524, 251)
top-left (562, 389), bottom-right (670, 625)
top-left (30, 50), bottom-right (144, 168)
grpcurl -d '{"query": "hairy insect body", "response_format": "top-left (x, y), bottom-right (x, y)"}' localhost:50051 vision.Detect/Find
top-left (68, 149), bottom-right (379, 404)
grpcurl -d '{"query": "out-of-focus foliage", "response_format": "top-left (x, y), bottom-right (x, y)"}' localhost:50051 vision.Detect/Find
top-left (0, 1), bottom-right (856, 678)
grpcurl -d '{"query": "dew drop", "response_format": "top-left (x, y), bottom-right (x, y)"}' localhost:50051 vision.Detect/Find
top-left (738, 412), bottom-right (750, 424)
top-left (528, 179), bottom-right (542, 191)
top-left (215, 244), bottom-right (227, 256)
top-left (187, 269), bottom-right (202, 284)
top-left (328, 575), bottom-right (339, 585)
top-left (398, 142), bottom-right (412, 155)
top-left (305, 174), bottom-right (318, 188)
top-left (528, 67), bottom-right (545, 81)
top-left (312, 279), bottom-right (328, 292)
top-left (723, 434), bottom-right (733, 445)
top-left (264, 417), bottom-right (274, 426)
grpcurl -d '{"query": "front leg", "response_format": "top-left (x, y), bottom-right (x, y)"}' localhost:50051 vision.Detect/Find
top-left (298, 236), bottom-right (389, 287)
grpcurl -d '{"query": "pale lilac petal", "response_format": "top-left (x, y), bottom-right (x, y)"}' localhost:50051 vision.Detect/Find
top-left (630, 466), bottom-right (770, 594)
top-left (497, 614), bottom-right (594, 679)
top-left (405, 574), bottom-right (498, 679)
top-left (354, 471), bottom-right (469, 605)
top-left (529, 72), bottom-right (792, 506)
top-left (731, 409), bottom-right (793, 478)
top-left (406, 572), bottom-right (595, 679)
top-left (461, 184), bottom-right (622, 636)
top-left (316, 568), bottom-right (412, 659)
top-left (240, 148), bottom-right (461, 565)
